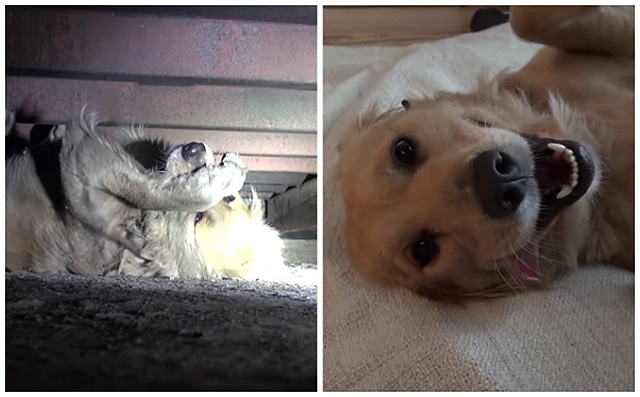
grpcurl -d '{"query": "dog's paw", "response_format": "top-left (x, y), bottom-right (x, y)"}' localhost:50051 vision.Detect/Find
top-left (187, 153), bottom-right (247, 206)
top-left (48, 124), bottom-right (67, 142)
top-left (218, 152), bottom-right (248, 195)
top-left (220, 152), bottom-right (246, 170)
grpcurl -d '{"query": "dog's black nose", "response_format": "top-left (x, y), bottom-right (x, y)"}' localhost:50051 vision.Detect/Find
top-left (471, 150), bottom-right (527, 218)
top-left (182, 142), bottom-right (205, 160)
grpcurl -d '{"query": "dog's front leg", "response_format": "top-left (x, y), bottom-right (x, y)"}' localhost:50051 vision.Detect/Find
top-left (108, 153), bottom-right (247, 212)
top-left (61, 131), bottom-right (246, 260)
top-left (95, 156), bottom-right (246, 259)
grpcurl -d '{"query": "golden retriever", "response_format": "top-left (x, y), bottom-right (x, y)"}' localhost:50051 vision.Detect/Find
top-left (338, 6), bottom-right (634, 301)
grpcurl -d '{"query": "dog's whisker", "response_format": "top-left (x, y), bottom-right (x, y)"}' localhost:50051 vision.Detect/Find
top-left (493, 258), bottom-right (520, 294)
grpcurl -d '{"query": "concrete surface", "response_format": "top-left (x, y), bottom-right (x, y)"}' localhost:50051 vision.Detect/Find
top-left (5, 264), bottom-right (317, 391)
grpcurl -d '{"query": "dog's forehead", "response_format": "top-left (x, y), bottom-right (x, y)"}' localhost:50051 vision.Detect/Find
top-left (385, 101), bottom-right (467, 131)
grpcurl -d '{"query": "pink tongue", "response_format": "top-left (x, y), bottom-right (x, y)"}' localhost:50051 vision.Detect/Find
top-left (512, 246), bottom-right (542, 281)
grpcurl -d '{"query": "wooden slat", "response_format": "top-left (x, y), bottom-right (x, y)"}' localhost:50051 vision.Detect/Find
top-left (147, 129), bottom-right (317, 157)
top-left (324, 6), bottom-right (500, 45)
top-left (12, 124), bottom-right (315, 173)
top-left (267, 178), bottom-right (317, 233)
top-left (240, 184), bottom-right (289, 195)
top-left (14, 124), bottom-right (316, 157)
top-left (7, 77), bottom-right (317, 132)
top-left (245, 171), bottom-right (308, 186)
top-left (239, 191), bottom-right (273, 200)
top-left (240, 156), bottom-right (315, 174)
top-left (6, 6), bottom-right (318, 204)
top-left (6, 7), bottom-right (317, 87)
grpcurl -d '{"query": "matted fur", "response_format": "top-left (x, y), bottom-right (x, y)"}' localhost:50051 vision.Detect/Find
top-left (338, 6), bottom-right (634, 300)
top-left (5, 108), bottom-right (285, 279)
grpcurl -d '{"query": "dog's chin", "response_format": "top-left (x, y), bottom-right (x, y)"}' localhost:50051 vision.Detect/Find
top-left (504, 135), bottom-right (597, 282)
top-left (166, 160), bottom-right (209, 175)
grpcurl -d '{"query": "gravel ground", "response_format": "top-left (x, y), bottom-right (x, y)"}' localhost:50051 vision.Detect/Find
top-left (5, 266), bottom-right (317, 391)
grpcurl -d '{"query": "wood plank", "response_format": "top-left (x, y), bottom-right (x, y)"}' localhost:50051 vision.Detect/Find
top-left (240, 184), bottom-right (288, 195)
top-left (239, 191), bottom-right (273, 200)
top-left (324, 6), bottom-right (500, 45)
top-left (6, 7), bottom-right (317, 87)
top-left (7, 77), bottom-right (317, 132)
top-left (147, 129), bottom-right (317, 158)
top-left (245, 171), bottom-right (308, 186)
top-left (267, 178), bottom-right (317, 233)
top-left (14, 124), bottom-right (317, 157)
top-left (241, 156), bottom-right (315, 174)
top-left (12, 125), bottom-right (316, 173)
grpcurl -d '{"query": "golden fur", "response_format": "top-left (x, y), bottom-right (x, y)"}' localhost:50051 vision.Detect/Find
top-left (196, 190), bottom-right (285, 280)
top-left (338, 6), bottom-right (634, 301)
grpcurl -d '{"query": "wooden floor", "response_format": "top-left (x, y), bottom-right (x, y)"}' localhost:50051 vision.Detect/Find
top-left (324, 6), bottom-right (505, 45)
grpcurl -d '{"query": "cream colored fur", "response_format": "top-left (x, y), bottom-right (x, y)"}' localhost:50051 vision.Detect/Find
top-left (338, 6), bottom-right (634, 301)
top-left (196, 190), bottom-right (285, 280)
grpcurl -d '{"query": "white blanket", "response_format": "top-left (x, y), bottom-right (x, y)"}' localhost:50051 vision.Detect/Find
top-left (322, 24), bottom-right (634, 391)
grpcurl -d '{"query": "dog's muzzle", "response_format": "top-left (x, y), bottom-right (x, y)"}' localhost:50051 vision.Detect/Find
top-left (470, 136), bottom-right (596, 223)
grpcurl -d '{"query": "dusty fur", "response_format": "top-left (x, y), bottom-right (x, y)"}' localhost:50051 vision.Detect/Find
top-left (5, 109), bottom-right (285, 280)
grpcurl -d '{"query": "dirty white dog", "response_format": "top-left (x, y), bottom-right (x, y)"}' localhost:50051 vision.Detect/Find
top-left (6, 109), bottom-right (285, 279)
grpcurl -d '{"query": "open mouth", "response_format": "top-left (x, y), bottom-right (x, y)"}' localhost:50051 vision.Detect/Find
top-left (527, 136), bottom-right (596, 225)
top-left (509, 136), bottom-right (597, 282)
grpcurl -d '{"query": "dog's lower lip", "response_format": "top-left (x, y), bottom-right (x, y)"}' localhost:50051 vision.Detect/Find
top-left (193, 164), bottom-right (207, 173)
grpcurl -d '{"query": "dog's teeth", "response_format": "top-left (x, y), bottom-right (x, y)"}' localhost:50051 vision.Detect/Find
top-left (563, 151), bottom-right (574, 162)
top-left (556, 184), bottom-right (573, 199)
top-left (571, 168), bottom-right (580, 181)
top-left (547, 143), bottom-right (566, 152)
top-left (545, 142), bottom-right (581, 199)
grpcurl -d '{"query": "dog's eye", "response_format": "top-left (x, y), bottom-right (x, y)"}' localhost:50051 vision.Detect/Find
top-left (470, 118), bottom-right (492, 128)
top-left (392, 138), bottom-right (417, 167)
top-left (411, 237), bottom-right (439, 267)
top-left (194, 212), bottom-right (205, 225)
